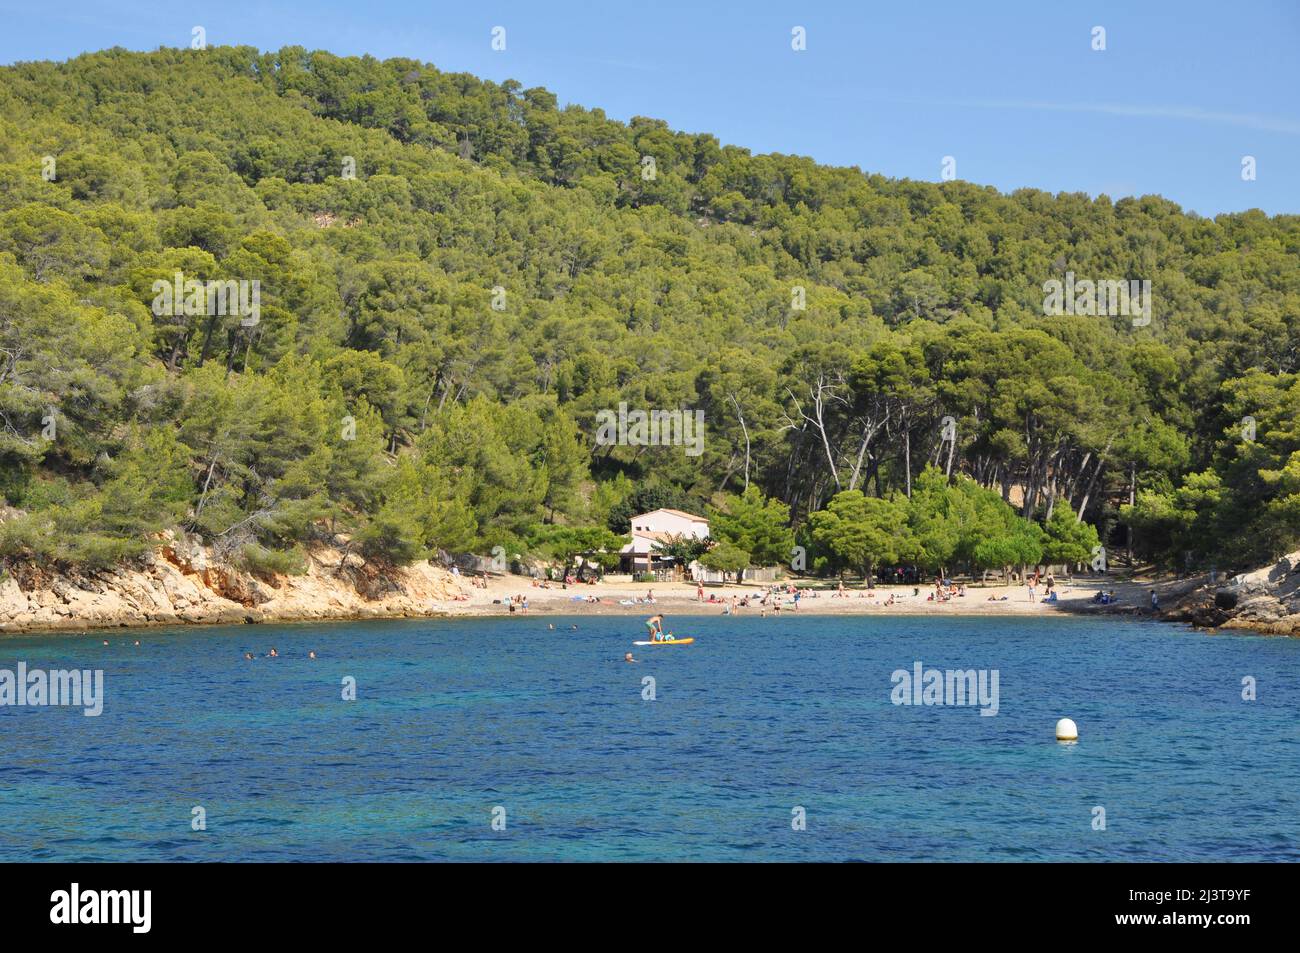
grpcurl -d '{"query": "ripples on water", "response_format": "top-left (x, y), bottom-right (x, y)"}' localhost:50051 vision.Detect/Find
top-left (2, 614), bottom-right (1297, 861)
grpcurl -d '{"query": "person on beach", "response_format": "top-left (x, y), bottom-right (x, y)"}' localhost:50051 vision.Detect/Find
top-left (697, 583), bottom-right (704, 602)
top-left (1150, 590), bottom-right (1159, 610)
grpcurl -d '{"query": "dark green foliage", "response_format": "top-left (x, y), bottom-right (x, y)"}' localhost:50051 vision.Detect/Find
top-left (0, 47), bottom-right (1296, 574)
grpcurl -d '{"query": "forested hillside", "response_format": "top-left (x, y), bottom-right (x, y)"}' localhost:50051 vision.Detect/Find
top-left (0, 45), bottom-right (1297, 578)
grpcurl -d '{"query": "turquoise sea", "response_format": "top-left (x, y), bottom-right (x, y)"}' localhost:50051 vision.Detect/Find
top-left (1, 614), bottom-right (1297, 861)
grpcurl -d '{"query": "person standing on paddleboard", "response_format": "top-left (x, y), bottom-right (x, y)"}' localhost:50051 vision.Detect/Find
top-left (645, 614), bottom-right (665, 642)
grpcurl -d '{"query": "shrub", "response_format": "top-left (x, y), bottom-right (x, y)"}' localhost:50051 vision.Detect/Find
top-left (239, 543), bottom-right (308, 577)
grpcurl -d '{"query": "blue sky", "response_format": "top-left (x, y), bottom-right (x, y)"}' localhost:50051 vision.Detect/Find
top-left (2, 0), bottom-right (1297, 216)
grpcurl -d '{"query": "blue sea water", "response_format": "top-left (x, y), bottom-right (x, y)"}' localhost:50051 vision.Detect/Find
top-left (1, 614), bottom-right (1297, 862)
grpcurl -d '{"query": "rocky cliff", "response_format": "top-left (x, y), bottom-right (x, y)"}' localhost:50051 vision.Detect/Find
top-left (1160, 550), bottom-right (1300, 634)
top-left (0, 533), bottom-right (466, 633)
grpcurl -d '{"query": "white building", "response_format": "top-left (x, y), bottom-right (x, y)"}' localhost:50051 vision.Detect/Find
top-left (620, 508), bottom-right (709, 574)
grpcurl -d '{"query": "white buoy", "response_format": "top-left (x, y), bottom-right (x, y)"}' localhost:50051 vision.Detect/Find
top-left (1056, 718), bottom-right (1078, 742)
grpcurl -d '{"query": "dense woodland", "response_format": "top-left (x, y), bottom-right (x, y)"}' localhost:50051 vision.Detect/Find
top-left (0, 46), bottom-right (1297, 580)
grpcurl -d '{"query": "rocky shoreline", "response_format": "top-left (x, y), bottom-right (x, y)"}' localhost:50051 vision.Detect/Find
top-left (1154, 550), bottom-right (1300, 635)
top-left (0, 534), bottom-right (464, 634)
top-left (4, 538), bottom-right (1299, 637)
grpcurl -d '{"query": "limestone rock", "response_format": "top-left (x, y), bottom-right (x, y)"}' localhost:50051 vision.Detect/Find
top-left (0, 542), bottom-right (465, 633)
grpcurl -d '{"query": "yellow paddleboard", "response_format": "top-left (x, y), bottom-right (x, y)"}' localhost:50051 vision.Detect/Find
top-left (633, 638), bottom-right (694, 646)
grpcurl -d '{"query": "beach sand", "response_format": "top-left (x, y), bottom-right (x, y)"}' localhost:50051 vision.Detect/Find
top-left (438, 573), bottom-right (1168, 620)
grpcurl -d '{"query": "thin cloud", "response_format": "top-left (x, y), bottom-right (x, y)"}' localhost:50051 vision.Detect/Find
top-left (925, 97), bottom-right (1300, 135)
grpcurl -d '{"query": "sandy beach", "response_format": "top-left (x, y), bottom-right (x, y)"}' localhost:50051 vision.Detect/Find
top-left (439, 573), bottom-right (1175, 621)
top-left (0, 544), bottom-right (1200, 634)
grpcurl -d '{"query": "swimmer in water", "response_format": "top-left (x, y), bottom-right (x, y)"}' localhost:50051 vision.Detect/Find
top-left (570, 624), bottom-right (578, 630)
top-left (102, 640), bottom-right (109, 646)
top-left (548, 623), bottom-right (555, 630)
top-left (308, 651), bottom-right (317, 660)
top-left (244, 652), bottom-right (254, 660)
top-left (268, 648), bottom-right (278, 658)
top-left (133, 640), bottom-right (140, 647)
top-left (624, 652), bottom-right (636, 663)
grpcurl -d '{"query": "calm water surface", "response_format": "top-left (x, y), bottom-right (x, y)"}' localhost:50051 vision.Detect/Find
top-left (2, 614), bottom-right (1297, 861)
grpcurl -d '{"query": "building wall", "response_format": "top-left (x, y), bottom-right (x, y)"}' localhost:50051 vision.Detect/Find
top-left (630, 510), bottom-right (708, 538)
